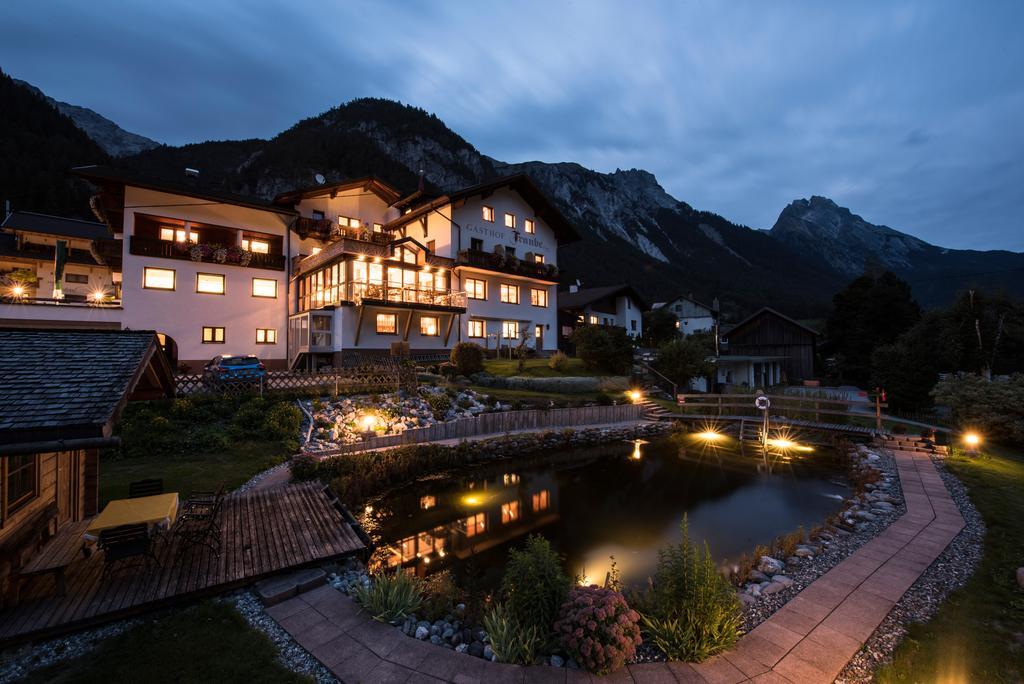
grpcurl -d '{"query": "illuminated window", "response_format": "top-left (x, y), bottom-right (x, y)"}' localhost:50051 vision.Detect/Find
top-left (420, 316), bottom-right (439, 336)
top-left (420, 495), bottom-right (436, 510)
top-left (524, 218), bottom-right (535, 234)
top-left (400, 536), bottom-right (416, 561)
top-left (159, 227), bottom-right (197, 243)
top-left (417, 532), bottom-right (435, 555)
top-left (376, 313), bottom-right (398, 334)
top-left (503, 473), bottom-right (519, 485)
top-left (504, 212), bottom-right (515, 228)
top-left (468, 319), bottom-right (485, 338)
top-left (530, 288), bottom-right (548, 307)
top-left (482, 206), bottom-right (495, 222)
top-left (533, 253), bottom-right (545, 264)
top-left (196, 273), bottom-right (225, 295)
top-left (532, 489), bottom-right (550, 512)
top-left (501, 501), bottom-right (520, 524)
top-left (252, 278), bottom-right (278, 298)
top-left (143, 267), bottom-right (175, 290)
top-left (465, 278), bottom-right (487, 300)
top-left (256, 328), bottom-right (276, 344)
top-left (500, 283), bottom-right (519, 304)
top-left (535, 324), bottom-right (543, 339)
top-left (465, 512), bottom-right (486, 537)
top-left (502, 321), bottom-right (519, 339)
top-left (373, 223), bottom-right (383, 233)
top-left (339, 216), bottom-right (361, 228)
top-left (589, 314), bottom-right (600, 325)
top-left (242, 238), bottom-right (270, 254)
top-left (202, 326), bottom-right (225, 344)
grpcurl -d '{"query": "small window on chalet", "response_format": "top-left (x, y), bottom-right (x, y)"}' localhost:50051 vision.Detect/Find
top-left (504, 212), bottom-right (515, 229)
top-left (3, 454), bottom-right (38, 518)
top-left (482, 206), bottom-right (495, 222)
top-left (65, 273), bottom-right (88, 284)
top-left (524, 219), bottom-right (535, 234)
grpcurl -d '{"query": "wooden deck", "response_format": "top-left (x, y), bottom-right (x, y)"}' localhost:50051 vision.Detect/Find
top-left (0, 482), bottom-right (366, 645)
top-left (669, 412), bottom-right (878, 436)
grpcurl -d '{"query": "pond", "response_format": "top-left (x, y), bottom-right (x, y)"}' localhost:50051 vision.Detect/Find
top-left (360, 433), bottom-right (850, 589)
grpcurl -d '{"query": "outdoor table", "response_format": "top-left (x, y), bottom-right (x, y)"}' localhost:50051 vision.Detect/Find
top-left (84, 492), bottom-right (180, 542)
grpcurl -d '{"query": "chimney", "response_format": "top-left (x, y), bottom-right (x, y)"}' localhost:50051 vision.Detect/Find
top-left (569, 279), bottom-right (581, 294)
top-left (185, 168), bottom-right (200, 181)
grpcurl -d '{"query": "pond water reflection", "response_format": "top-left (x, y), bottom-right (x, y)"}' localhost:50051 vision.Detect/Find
top-left (362, 433), bottom-right (849, 589)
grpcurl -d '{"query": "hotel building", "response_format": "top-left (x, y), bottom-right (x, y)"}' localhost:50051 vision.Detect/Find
top-left (0, 167), bottom-right (578, 370)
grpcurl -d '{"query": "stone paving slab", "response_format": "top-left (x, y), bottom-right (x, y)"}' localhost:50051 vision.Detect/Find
top-left (268, 445), bottom-right (962, 683)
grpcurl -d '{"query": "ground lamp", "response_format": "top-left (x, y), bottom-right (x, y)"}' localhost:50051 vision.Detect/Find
top-left (627, 389), bottom-right (643, 403)
top-left (962, 431), bottom-right (982, 454)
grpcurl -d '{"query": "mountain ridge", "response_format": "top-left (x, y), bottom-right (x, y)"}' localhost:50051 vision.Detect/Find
top-left (3, 80), bottom-right (1021, 316)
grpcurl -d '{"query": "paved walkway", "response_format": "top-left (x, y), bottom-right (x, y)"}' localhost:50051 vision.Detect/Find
top-left (268, 447), bottom-right (963, 683)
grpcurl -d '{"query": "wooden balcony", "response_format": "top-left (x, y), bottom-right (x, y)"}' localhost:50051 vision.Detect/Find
top-left (294, 217), bottom-right (392, 245)
top-left (456, 249), bottom-right (559, 282)
top-left (298, 282), bottom-right (467, 314)
top-left (128, 236), bottom-right (286, 271)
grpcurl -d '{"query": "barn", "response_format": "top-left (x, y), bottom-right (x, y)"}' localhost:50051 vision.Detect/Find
top-left (722, 308), bottom-right (819, 384)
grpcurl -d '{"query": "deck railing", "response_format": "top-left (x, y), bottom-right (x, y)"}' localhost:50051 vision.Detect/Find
top-left (294, 217), bottom-right (392, 244)
top-left (129, 236), bottom-right (287, 270)
top-left (456, 249), bottom-right (559, 281)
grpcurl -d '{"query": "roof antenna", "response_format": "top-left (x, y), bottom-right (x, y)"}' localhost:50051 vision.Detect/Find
top-left (417, 169), bottom-right (425, 193)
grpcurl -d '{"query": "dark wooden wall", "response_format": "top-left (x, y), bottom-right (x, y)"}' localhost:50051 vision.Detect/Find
top-left (727, 312), bottom-right (817, 382)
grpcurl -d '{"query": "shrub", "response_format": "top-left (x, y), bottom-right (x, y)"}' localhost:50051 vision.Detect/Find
top-left (554, 586), bottom-right (641, 674)
top-left (265, 402), bottom-right (302, 442)
top-left (500, 535), bottom-right (570, 639)
top-left (419, 570), bottom-right (461, 622)
top-left (548, 351), bottom-right (570, 372)
top-left (633, 517), bottom-right (742, 662)
top-left (570, 326), bottom-right (634, 375)
top-left (450, 342), bottom-right (485, 376)
top-left (353, 571), bottom-right (423, 622)
top-left (427, 393), bottom-right (452, 420)
top-left (483, 603), bottom-right (541, 665)
top-left (594, 392), bottom-right (614, 406)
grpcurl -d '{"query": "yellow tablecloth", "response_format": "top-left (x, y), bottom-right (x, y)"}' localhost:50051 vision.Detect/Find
top-left (84, 493), bottom-right (179, 541)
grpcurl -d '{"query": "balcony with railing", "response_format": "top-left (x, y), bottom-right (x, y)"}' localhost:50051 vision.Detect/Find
top-left (298, 282), bottom-right (467, 314)
top-left (294, 217), bottom-right (393, 244)
top-left (128, 236), bottom-right (286, 271)
top-left (456, 249), bottom-right (559, 282)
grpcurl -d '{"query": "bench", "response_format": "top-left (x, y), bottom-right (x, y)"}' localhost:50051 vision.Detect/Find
top-left (19, 519), bottom-right (91, 598)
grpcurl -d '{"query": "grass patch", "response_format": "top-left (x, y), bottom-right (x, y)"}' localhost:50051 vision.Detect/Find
top-left (466, 385), bottom-right (602, 406)
top-left (21, 601), bottom-right (310, 683)
top-left (876, 444), bottom-right (1024, 684)
top-left (100, 396), bottom-right (300, 506)
top-left (482, 357), bottom-right (607, 378)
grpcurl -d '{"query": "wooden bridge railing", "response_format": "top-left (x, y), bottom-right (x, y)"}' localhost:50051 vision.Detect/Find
top-left (669, 392), bottom-right (888, 431)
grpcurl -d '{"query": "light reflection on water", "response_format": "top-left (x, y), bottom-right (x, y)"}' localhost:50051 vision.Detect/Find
top-left (362, 433), bottom-right (848, 589)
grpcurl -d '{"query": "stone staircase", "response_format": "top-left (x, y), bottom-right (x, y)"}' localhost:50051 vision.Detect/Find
top-left (639, 399), bottom-right (677, 421)
top-left (881, 437), bottom-right (949, 456)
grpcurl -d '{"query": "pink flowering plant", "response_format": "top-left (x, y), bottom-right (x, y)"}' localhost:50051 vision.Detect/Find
top-left (553, 585), bottom-right (642, 674)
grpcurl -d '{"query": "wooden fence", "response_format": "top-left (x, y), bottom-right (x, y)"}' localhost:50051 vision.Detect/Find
top-left (310, 403), bottom-right (644, 457)
top-left (175, 362), bottom-right (417, 397)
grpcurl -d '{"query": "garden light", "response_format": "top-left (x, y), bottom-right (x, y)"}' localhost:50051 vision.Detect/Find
top-left (695, 430), bottom-right (723, 441)
top-left (360, 413), bottom-right (378, 431)
top-left (89, 290), bottom-right (106, 302)
top-left (963, 432), bottom-right (982, 448)
top-left (10, 284), bottom-right (25, 298)
top-left (627, 390), bottom-right (642, 403)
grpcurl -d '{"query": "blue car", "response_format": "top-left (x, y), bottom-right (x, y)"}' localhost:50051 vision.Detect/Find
top-left (202, 354), bottom-right (266, 386)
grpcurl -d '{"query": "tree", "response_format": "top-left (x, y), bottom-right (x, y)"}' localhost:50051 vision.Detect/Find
top-left (571, 325), bottom-right (634, 375)
top-left (450, 342), bottom-right (484, 375)
top-left (643, 307), bottom-right (679, 346)
top-left (931, 374), bottom-right (1024, 444)
top-left (826, 271), bottom-right (920, 387)
top-left (652, 333), bottom-right (715, 389)
top-left (870, 311), bottom-right (951, 410)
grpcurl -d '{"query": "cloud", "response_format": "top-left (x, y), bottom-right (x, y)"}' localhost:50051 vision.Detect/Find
top-left (0, 0), bottom-right (1022, 251)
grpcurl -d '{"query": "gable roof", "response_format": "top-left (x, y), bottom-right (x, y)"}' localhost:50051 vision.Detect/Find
top-left (274, 176), bottom-right (403, 206)
top-left (72, 165), bottom-right (297, 216)
top-left (657, 294), bottom-right (716, 313)
top-left (1, 211), bottom-right (110, 241)
top-left (385, 174), bottom-right (581, 244)
top-left (726, 307), bottom-right (821, 338)
top-left (0, 329), bottom-right (175, 450)
top-left (558, 284), bottom-right (647, 311)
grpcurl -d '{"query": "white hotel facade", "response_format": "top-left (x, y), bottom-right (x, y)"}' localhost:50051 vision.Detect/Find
top-left (0, 167), bottom-right (578, 370)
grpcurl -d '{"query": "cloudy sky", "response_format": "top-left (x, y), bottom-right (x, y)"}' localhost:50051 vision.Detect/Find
top-left (2, 1), bottom-right (1022, 250)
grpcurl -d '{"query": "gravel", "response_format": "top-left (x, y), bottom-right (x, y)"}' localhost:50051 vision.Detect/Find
top-left (836, 453), bottom-right (985, 683)
top-left (230, 591), bottom-right (338, 683)
top-left (0, 617), bottom-right (144, 683)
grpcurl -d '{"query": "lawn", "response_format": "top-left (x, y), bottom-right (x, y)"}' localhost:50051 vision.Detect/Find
top-left (100, 396), bottom-right (300, 506)
top-left (99, 440), bottom-right (287, 506)
top-left (876, 443), bottom-right (1024, 684)
top-left (482, 356), bottom-right (610, 377)
top-left (22, 602), bottom-right (309, 684)
top-left (466, 384), bottom-right (603, 406)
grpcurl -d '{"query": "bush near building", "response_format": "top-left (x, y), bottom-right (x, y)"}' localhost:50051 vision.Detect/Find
top-left (450, 342), bottom-right (485, 375)
top-left (571, 325), bottom-right (634, 375)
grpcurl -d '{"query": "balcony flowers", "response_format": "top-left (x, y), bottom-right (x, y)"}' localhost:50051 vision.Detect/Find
top-left (188, 243), bottom-right (214, 261)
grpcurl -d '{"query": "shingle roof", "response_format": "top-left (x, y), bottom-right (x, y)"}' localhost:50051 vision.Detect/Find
top-left (557, 284), bottom-right (647, 310)
top-left (1, 211), bottom-right (110, 241)
top-left (0, 329), bottom-right (167, 445)
top-left (0, 232), bottom-right (105, 266)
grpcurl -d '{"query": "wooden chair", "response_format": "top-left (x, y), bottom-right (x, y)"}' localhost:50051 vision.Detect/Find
top-left (98, 523), bottom-right (160, 579)
top-left (128, 478), bottom-right (164, 499)
top-left (173, 491), bottom-right (226, 559)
